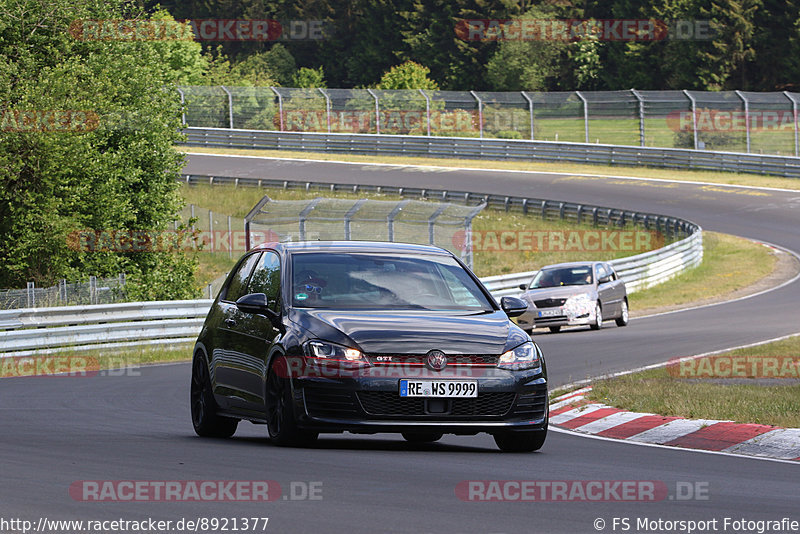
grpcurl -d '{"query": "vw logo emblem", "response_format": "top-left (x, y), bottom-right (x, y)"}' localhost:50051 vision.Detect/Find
top-left (426, 350), bottom-right (448, 371)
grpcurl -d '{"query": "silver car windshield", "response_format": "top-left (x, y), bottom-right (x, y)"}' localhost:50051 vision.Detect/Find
top-left (530, 267), bottom-right (593, 288)
top-left (290, 252), bottom-right (494, 311)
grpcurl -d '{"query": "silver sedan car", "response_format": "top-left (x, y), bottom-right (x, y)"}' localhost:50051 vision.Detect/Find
top-left (515, 261), bottom-right (629, 333)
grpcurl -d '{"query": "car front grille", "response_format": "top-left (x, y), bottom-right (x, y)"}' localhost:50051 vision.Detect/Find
top-left (366, 354), bottom-right (499, 366)
top-left (534, 298), bottom-right (567, 308)
top-left (356, 391), bottom-right (516, 417)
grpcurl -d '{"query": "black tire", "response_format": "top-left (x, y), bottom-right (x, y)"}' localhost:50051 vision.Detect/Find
top-left (494, 428), bottom-right (547, 452)
top-left (615, 299), bottom-right (629, 327)
top-left (402, 432), bottom-right (444, 443)
top-left (191, 353), bottom-right (239, 438)
top-left (548, 326), bottom-right (561, 333)
top-left (266, 356), bottom-right (318, 447)
top-left (590, 302), bottom-right (603, 330)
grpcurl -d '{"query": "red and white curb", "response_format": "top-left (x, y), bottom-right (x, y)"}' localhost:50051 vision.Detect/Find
top-left (550, 387), bottom-right (800, 461)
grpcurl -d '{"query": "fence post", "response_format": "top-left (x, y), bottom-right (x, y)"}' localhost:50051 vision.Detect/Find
top-left (298, 198), bottom-right (322, 241)
top-left (683, 90), bottom-right (698, 150)
top-left (631, 89), bottom-right (645, 147)
top-left (427, 204), bottom-right (448, 245)
top-left (521, 91), bottom-right (534, 140)
top-left (227, 215), bottom-right (233, 258)
top-left (386, 200), bottom-right (410, 242)
top-left (176, 87), bottom-right (186, 127)
top-left (89, 276), bottom-right (97, 305)
top-left (784, 91), bottom-right (799, 157)
top-left (470, 91), bottom-right (483, 138)
top-left (367, 89), bottom-right (380, 134)
top-left (344, 199), bottom-right (367, 240)
top-left (270, 87), bottom-right (283, 131)
top-left (735, 90), bottom-right (750, 153)
top-left (575, 91), bottom-right (589, 143)
top-left (208, 209), bottom-right (214, 252)
top-left (318, 88), bottom-right (332, 133)
top-left (27, 281), bottom-right (35, 308)
top-left (60, 279), bottom-right (67, 304)
top-left (220, 85), bottom-right (234, 129)
top-left (419, 89), bottom-right (431, 136)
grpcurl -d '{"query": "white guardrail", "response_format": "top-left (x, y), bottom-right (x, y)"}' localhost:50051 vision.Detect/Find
top-left (0, 229), bottom-right (701, 358)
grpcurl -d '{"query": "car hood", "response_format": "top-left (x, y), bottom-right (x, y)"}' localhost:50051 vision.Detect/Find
top-left (523, 286), bottom-right (595, 303)
top-left (288, 309), bottom-right (518, 354)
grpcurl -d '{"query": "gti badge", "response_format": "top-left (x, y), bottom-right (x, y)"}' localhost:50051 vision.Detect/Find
top-left (426, 350), bottom-right (448, 371)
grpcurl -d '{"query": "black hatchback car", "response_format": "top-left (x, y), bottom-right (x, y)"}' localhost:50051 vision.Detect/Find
top-left (191, 241), bottom-right (548, 452)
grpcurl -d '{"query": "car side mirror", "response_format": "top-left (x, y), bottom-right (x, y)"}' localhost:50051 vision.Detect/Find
top-left (235, 293), bottom-right (282, 330)
top-left (518, 284), bottom-right (527, 290)
top-left (501, 296), bottom-right (528, 318)
top-left (598, 275), bottom-right (612, 284)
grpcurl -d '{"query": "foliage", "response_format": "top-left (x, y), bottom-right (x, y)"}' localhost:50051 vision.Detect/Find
top-left (0, 0), bottom-right (198, 299)
top-left (375, 61), bottom-right (439, 90)
top-left (292, 66), bottom-right (326, 88)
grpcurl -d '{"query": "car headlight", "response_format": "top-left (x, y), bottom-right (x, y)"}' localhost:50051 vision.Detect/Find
top-left (564, 293), bottom-right (593, 317)
top-left (498, 341), bottom-right (541, 371)
top-left (304, 340), bottom-right (370, 368)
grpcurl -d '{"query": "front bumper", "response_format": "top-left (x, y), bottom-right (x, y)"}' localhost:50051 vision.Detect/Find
top-left (517, 306), bottom-right (597, 329)
top-left (291, 369), bottom-right (548, 435)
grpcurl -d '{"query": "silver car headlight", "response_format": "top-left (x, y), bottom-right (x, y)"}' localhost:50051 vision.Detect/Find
top-left (498, 341), bottom-right (541, 371)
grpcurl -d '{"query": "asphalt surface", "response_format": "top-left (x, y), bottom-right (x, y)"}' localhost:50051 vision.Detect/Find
top-left (1, 154), bottom-right (799, 534)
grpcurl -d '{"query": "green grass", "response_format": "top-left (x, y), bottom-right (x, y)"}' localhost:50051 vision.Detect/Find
top-left (586, 335), bottom-right (800, 428)
top-left (180, 146), bottom-right (800, 191)
top-left (628, 232), bottom-right (777, 314)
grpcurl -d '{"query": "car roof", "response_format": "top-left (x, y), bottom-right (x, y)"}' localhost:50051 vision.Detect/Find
top-left (251, 240), bottom-right (452, 256)
top-left (539, 261), bottom-right (603, 270)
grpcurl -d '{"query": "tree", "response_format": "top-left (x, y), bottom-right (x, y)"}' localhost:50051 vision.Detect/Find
top-left (375, 61), bottom-right (439, 90)
top-left (292, 66), bottom-right (326, 88)
top-left (0, 0), bottom-right (199, 298)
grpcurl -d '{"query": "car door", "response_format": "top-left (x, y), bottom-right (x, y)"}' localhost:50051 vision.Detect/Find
top-left (595, 263), bottom-right (618, 316)
top-left (213, 251), bottom-right (261, 407)
top-left (226, 250), bottom-right (283, 413)
top-left (605, 263), bottom-right (627, 313)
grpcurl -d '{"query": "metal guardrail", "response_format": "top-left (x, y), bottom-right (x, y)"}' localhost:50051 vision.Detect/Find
top-left (183, 127), bottom-right (800, 178)
top-left (0, 300), bottom-right (212, 357)
top-left (1, 175), bottom-right (702, 358)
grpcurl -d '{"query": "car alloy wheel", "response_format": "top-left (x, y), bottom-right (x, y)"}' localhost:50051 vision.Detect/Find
top-left (191, 354), bottom-right (238, 438)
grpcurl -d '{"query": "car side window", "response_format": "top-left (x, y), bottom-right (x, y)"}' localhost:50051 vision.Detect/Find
top-left (223, 252), bottom-right (261, 302)
top-left (247, 251), bottom-right (281, 311)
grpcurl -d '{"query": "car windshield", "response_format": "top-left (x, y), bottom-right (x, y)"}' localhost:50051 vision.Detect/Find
top-left (290, 252), bottom-right (494, 311)
top-left (530, 267), bottom-right (593, 288)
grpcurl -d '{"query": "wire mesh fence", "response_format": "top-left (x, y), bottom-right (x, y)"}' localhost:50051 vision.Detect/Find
top-left (0, 275), bottom-right (128, 310)
top-left (244, 196), bottom-right (486, 268)
top-left (178, 86), bottom-right (800, 155)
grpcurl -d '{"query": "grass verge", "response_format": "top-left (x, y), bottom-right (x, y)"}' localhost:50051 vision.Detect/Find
top-left (181, 146), bottom-right (800, 191)
top-left (628, 232), bottom-right (777, 314)
top-left (586, 335), bottom-right (800, 428)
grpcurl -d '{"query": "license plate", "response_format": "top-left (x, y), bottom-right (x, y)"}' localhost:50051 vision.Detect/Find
top-left (399, 379), bottom-right (478, 398)
top-left (538, 308), bottom-right (561, 317)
